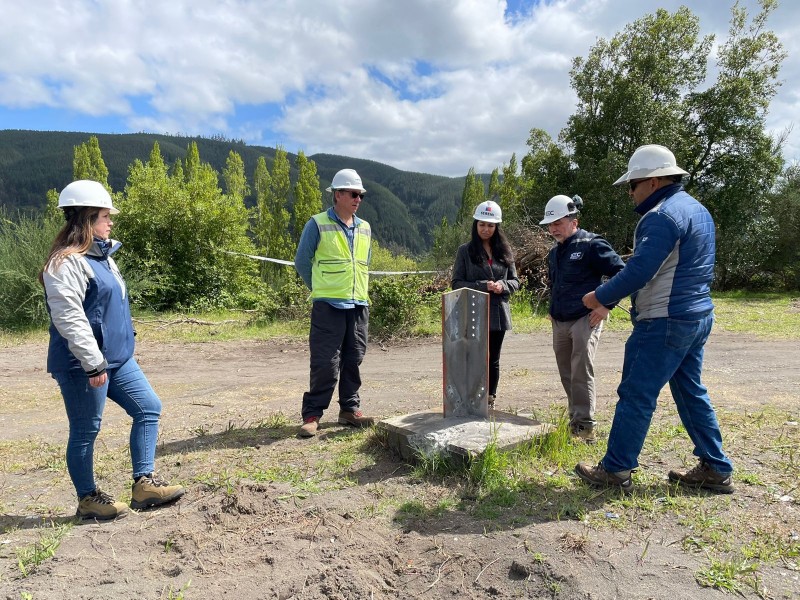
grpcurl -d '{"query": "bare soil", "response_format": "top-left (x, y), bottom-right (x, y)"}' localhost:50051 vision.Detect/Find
top-left (0, 329), bottom-right (798, 599)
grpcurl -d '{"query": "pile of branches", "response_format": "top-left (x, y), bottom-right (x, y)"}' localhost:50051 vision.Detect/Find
top-left (506, 220), bottom-right (552, 297)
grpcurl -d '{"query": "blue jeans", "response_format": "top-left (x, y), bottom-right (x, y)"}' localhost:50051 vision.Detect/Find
top-left (53, 357), bottom-right (162, 499)
top-left (602, 313), bottom-right (733, 475)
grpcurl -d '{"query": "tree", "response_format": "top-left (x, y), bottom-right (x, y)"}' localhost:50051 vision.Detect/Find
top-left (292, 151), bottom-right (322, 246)
top-left (222, 151), bottom-right (249, 201)
top-left (553, 0), bottom-right (785, 276)
top-left (73, 136), bottom-right (109, 187)
top-left (563, 7), bottom-right (712, 249)
top-left (519, 129), bottom-right (574, 227)
top-left (253, 155), bottom-right (293, 283)
top-left (681, 0), bottom-right (786, 287)
top-left (458, 167), bottom-right (485, 224)
top-left (763, 164), bottom-right (800, 289)
top-left (116, 142), bottom-right (260, 310)
top-left (498, 153), bottom-right (523, 225)
top-left (487, 168), bottom-right (501, 200)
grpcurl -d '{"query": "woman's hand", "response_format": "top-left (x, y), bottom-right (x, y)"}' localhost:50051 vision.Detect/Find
top-left (487, 280), bottom-right (503, 294)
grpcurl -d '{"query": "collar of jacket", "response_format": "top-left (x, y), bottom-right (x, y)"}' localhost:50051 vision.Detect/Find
top-left (634, 183), bottom-right (683, 216)
top-left (326, 206), bottom-right (363, 228)
top-left (87, 238), bottom-right (122, 259)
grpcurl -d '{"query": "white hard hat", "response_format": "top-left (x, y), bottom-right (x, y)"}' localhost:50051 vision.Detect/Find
top-left (326, 168), bottom-right (366, 193)
top-left (613, 144), bottom-right (688, 186)
top-left (540, 195), bottom-right (579, 225)
top-left (58, 180), bottom-right (119, 214)
top-left (473, 200), bottom-right (502, 223)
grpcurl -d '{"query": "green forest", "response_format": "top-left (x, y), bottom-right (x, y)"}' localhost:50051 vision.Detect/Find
top-left (2, 0), bottom-right (800, 333)
top-left (0, 129), bottom-right (468, 255)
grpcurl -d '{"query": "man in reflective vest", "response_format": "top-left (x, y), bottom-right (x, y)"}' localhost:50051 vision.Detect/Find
top-left (294, 168), bottom-right (375, 437)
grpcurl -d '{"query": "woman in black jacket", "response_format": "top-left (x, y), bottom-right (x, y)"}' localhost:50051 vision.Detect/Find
top-left (451, 200), bottom-right (519, 408)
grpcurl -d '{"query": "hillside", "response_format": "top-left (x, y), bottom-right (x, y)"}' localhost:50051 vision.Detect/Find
top-left (0, 130), bottom-right (469, 254)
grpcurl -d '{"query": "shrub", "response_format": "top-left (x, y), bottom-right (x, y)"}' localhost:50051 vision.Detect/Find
top-left (0, 209), bottom-right (61, 331)
top-left (369, 275), bottom-right (425, 340)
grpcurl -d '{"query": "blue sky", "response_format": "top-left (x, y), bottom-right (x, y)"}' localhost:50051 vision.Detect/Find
top-left (1, 0), bottom-right (798, 177)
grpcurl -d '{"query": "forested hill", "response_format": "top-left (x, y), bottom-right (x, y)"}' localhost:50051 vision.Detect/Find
top-left (0, 129), bottom-right (468, 254)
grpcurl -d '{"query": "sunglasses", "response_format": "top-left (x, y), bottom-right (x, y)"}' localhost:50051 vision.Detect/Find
top-left (628, 178), bottom-right (650, 192)
top-left (339, 190), bottom-right (365, 199)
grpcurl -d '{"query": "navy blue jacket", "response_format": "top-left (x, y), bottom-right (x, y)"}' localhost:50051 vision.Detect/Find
top-left (547, 229), bottom-right (625, 322)
top-left (44, 240), bottom-right (135, 374)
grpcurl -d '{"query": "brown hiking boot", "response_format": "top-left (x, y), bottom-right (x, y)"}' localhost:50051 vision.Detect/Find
top-left (574, 462), bottom-right (632, 493)
top-left (668, 460), bottom-right (734, 494)
top-left (77, 489), bottom-right (129, 521)
top-left (131, 474), bottom-right (185, 509)
top-left (571, 424), bottom-right (597, 444)
top-left (338, 409), bottom-right (375, 428)
top-left (299, 415), bottom-right (320, 438)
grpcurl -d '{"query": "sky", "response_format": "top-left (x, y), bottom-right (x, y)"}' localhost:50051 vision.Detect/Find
top-left (1, 0), bottom-right (799, 177)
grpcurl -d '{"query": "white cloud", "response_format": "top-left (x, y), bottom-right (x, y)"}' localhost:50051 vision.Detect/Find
top-left (0, 0), bottom-right (798, 175)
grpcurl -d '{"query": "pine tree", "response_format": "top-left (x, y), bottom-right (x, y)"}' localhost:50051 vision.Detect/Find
top-left (223, 151), bottom-right (250, 201)
top-left (72, 136), bottom-right (109, 188)
top-left (488, 168), bottom-right (501, 199)
top-left (253, 155), bottom-right (292, 282)
top-left (292, 151), bottom-right (322, 246)
top-left (458, 167), bottom-right (485, 224)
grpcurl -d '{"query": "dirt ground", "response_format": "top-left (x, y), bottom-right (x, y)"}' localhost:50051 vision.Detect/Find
top-left (0, 329), bottom-right (798, 599)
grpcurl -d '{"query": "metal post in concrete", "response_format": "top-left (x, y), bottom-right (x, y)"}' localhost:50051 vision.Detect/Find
top-left (441, 288), bottom-right (489, 419)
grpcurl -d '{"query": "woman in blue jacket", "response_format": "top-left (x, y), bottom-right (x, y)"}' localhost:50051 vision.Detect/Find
top-left (452, 200), bottom-right (520, 408)
top-left (41, 180), bottom-right (185, 520)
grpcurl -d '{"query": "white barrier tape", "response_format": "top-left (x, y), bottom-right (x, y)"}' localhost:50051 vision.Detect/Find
top-left (230, 252), bottom-right (295, 266)
top-left (224, 251), bottom-right (438, 276)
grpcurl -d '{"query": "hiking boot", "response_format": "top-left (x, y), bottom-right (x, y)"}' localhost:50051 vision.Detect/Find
top-left (668, 460), bottom-right (734, 494)
top-left (130, 474), bottom-right (185, 510)
top-left (338, 409), bottom-right (375, 428)
top-left (76, 489), bottom-right (129, 521)
top-left (574, 462), bottom-right (632, 493)
top-left (299, 415), bottom-right (320, 438)
top-left (571, 424), bottom-right (597, 444)
top-left (488, 395), bottom-right (496, 410)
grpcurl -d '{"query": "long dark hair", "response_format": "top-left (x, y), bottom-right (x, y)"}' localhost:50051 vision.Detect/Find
top-left (467, 220), bottom-right (514, 266)
top-left (39, 207), bottom-right (103, 285)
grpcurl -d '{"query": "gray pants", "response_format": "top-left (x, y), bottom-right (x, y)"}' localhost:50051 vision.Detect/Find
top-left (551, 315), bottom-right (603, 429)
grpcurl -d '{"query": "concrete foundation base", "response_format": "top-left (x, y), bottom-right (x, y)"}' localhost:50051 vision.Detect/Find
top-left (377, 410), bottom-right (554, 462)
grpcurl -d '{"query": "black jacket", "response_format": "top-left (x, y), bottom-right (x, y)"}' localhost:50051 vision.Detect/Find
top-left (547, 229), bottom-right (624, 321)
top-left (452, 243), bottom-right (520, 331)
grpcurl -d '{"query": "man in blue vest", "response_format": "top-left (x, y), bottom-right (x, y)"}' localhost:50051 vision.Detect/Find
top-left (575, 145), bottom-right (734, 494)
top-left (294, 168), bottom-right (375, 438)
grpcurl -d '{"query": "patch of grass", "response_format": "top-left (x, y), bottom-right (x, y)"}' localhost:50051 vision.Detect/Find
top-left (394, 498), bottom-right (456, 523)
top-left (411, 449), bottom-right (463, 480)
top-left (15, 521), bottom-right (73, 577)
top-left (257, 412), bottom-right (292, 429)
top-left (713, 292), bottom-right (800, 338)
top-left (740, 525), bottom-right (800, 563)
top-left (468, 428), bottom-right (513, 490)
top-left (695, 555), bottom-right (759, 594)
top-left (163, 580), bottom-right (191, 600)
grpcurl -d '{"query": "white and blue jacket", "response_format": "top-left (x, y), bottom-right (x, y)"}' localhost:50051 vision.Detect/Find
top-left (594, 184), bottom-right (715, 322)
top-left (44, 239), bottom-right (135, 374)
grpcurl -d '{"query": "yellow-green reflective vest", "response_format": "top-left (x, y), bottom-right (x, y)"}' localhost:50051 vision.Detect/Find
top-left (310, 212), bottom-right (371, 302)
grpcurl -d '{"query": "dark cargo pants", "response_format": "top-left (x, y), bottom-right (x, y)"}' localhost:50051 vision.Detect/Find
top-left (301, 302), bottom-right (368, 420)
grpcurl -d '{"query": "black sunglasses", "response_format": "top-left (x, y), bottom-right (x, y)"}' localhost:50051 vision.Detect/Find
top-left (339, 190), bottom-right (365, 199)
top-left (628, 178), bottom-right (650, 192)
